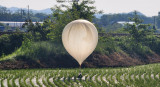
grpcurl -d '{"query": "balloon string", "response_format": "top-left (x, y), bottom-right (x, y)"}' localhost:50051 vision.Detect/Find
top-left (79, 65), bottom-right (81, 74)
top-left (78, 65), bottom-right (82, 79)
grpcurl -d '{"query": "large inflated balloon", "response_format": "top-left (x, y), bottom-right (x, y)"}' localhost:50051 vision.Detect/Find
top-left (62, 19), bottom-right (98, 66)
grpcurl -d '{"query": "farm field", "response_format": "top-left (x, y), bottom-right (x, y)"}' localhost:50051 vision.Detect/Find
top-left (0, 63), bottom-right (160, 87)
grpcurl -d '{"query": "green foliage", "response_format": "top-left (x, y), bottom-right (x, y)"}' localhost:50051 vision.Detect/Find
top-left (143, 35), bottom-right (160, 54)
top-left (97, 11), bottom-right (153, 27)
top-left (104, 23), bottom-right (123, 32)
top-left (20, 35), bottom-right (33, 51)
top-left (114, 11), bottom-right (155, 58)
top-left (47, 1), bottom-right (97, 42)
top-left (19, 41), bottom-right (67, 60)
top-left (118, 37), bottom-right (152, 57)
top-left (0, 33), bottom-right (26, 57)
top-left (113, 28), bottom-right (129, 33)
top-left (22, 20), bottom-right (49, 41)
top-left (94, 12), bottom-right (157, 57)
top-left (1, 3), bottom-right (160, 68)
top-left (95, 36), bottom-right (119, 55)
top-left (125, 11), bottom-right (154, 43)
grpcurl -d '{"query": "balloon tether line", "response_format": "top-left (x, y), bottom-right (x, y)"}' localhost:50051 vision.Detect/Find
top-left (78, 64), bottom-right (82, 79)
top-left (79, 65), bottom-right (81, 73)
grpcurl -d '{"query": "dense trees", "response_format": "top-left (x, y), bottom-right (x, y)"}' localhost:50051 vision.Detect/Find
top-left (22, 20), bottom-right (49, 41)
top-left (1, 5), bottom-right (159, 32)
top-left (125, 11), bottom-right (154, 43)
top-left (94, 11), bottom-right (156, 32)
top-left (98, 12), bottom-right (154, 27)
top-left (47, 0), bottom-right (98, 42)
top-left (0, 6), bottom-right (49, 22)
top-left (0, 33), bottom-right (26, 56)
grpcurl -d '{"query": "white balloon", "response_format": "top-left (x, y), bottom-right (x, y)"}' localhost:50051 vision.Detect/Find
top-left (62, 19), bottom-right (98, 66)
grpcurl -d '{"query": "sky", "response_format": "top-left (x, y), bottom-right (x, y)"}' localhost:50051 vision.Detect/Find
top-left (0, 0), bottom-right (160, 17)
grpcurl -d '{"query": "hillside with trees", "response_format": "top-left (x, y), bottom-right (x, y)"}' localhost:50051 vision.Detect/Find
top-left (1, 1), bottom-right (160, 69)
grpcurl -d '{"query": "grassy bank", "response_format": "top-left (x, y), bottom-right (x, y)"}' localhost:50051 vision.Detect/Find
top-left (1, 34), bottom-right (160, 68)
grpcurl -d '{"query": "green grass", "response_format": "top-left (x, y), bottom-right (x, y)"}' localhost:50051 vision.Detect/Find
top-left (0, 63), bottom-right (160, 87)
top-left (1, 35), bottom-right (160, 63)
top-left (0, 48), bottom-right (21, 61)
top-left (0, 41), bottom-right (67, 61)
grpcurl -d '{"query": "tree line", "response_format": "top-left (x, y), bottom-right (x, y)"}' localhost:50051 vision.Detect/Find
top-left (1, 5), bottom-right (160, 30)
top-left (0, 6), bottom-right (49, 22)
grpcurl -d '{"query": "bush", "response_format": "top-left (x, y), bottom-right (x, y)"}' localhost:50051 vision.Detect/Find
top-left (17, 41), bottom-right (67, 60)
top-left (13, 41), bottom-right (79, 68)
top-left (95, 36), bottom-right (119, 55)
top-left (0, 33), bottom-right (26, 57)
top-left (118, 37), bottom-right (152, 58)
top-left (143, 35), bottom-right (160, 54)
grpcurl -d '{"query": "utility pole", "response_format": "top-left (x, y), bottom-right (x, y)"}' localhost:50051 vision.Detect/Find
top-left (21, 9), bottom-right (23, 21)
top-left (28, 5), bottom-right (30, 21)
top-left (153, 16), bottom-right (156, 30)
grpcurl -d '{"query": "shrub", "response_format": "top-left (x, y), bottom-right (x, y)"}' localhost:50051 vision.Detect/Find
top-left (0, 33), bottom-right (26, 57)
top-left (95, 36), bottom-right (119, 55)
top-left (118, 37), bottom-right (152, 58)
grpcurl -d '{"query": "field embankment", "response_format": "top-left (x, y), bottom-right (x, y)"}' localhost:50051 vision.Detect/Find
top-left (1, 49), bottom-right (160, 69)
top-left (1, 33), bottom-right (160, 69)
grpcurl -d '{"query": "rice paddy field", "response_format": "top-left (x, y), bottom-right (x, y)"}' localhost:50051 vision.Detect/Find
top-left (0, 63), bottom-right (160, 87)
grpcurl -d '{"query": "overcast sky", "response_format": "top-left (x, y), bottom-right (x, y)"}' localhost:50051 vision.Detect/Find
top-left (0, 0), bottom-right (160, 17)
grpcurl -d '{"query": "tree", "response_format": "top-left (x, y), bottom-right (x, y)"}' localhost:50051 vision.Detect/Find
top-left (22, 19), bottom-right (48, 41)
top-left (125, 11), bottom-right (153, 43)
top-left (47, 0), bottom-right (98, 42)
top-left (35, 13), bottom-right (48, 21)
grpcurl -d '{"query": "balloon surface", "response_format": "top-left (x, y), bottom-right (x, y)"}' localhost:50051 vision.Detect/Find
top-left (62, 19), bottom-right (98, 65)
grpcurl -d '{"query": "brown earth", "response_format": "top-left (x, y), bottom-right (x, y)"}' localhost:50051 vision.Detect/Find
top-left (0, 52), bottom-right (160, 69)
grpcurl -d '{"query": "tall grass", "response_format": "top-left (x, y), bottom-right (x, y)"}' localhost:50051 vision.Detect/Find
top-left (20, 41), bottom-right (67, 60)
top-left (0, 39), bottom-right (67, 61)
